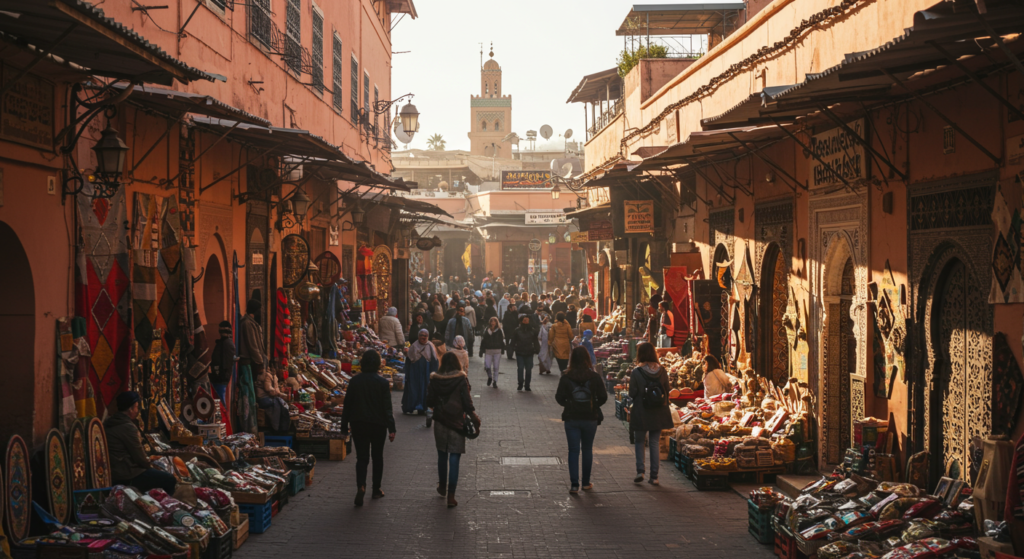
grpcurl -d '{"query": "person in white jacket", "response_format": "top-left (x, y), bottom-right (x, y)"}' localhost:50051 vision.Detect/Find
top-left (378, 307), bottom-right (406, 347)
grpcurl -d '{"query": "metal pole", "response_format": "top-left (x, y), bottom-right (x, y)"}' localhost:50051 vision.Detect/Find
top-left (768, 116), bottom-right (855, 191)
top-left (726, 131), bottom-right (806, 191)
top-left (816, 105), bottom-right (908, 182)
top-left (930, 41), bottom-right (1024, 122)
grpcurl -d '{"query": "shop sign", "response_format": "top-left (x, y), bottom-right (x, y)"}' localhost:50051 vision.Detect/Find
top-left (500, 170), bottom-right (551, 190)
top-left (528, 239), bottom-right (542, 252)
top-left (281, 234), bottom-right (310, 288)
top-left (416, 238), bottom-right (435, 251)
top-left (809, 118), bottom-right (866, 188)
top-left (569, 231), bottom-right (589, 242)
top-left (587, 220), bottom-right (613, 241)
top-left (541, 259), bottom-right (548, 272)
top-left (528, 258), bottom-right (535, 274)
top-left (1007, 133), bottom-right (1024, 165)
top-left (0, 67), bottom-right (54, 151)
top-left (525, 212), bottom-right (567, 224)
top-left (623, 200), bottom-right (654, 234)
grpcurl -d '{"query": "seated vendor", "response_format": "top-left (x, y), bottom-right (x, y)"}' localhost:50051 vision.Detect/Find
top-left (701, 355), bottom-right (739, 398)
top-left (105, 391), bottom-right (177, 493)
top-left (256, 367), bottom-right (292, 433)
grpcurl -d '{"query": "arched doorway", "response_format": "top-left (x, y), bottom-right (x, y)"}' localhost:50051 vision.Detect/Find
top-left (758, 243), bottom-right (789, 385)
top-left (0, 222), bottom-right (35, 441)
top-left (821, 248), bottom-right (856, 465)
top-left (203, 254), bottom-right (225, 329)
top-left (929, 257), bottom-right (989, 481)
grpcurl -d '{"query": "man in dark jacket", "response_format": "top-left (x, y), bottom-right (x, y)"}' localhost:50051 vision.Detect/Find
top-left (105, 391), bottom-right (177, 493)
top-left (209, 321), bottom-right (236, 405)
top-left (511, 315), bottom-right (540, 391)
top-left (493, 277), bottom-right (506, 298)
top-left (444, 305), bottom-right (475, 349)
top-left (340, 350), bottom-right (396, 506)
top-left (501, 303), bottom-right (520, 360)
top-left (482, 298), bottom-right (499, 326)
top-left (238, 299), bottom-right (266, 374)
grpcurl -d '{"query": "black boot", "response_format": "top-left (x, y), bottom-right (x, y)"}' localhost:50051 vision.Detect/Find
top-left (355, 485), bottom-right (366, 506)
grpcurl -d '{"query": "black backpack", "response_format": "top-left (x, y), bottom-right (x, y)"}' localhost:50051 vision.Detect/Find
top-left (640, 369), bottom-right (667, 409)
top-left (568, 379), bottom-right (594, 414)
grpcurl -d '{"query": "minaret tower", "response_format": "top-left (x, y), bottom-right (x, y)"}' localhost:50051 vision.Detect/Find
top-left (468, 44), bottom-right (512, 157)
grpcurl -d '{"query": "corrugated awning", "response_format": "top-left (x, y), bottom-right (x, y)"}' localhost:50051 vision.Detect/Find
top-left (566, 68), bottom-right (623, 104)
top-left (636, 124), bottom-right (792, 170)
top-left (115, 83), bottom-right (270, 126)
top-left (616, 3), bottom-right (746, 36)
top-left (0, 0), bottom-right (214, 85)
top-left (349, 191), bottom-right (451, 217)
top-left (309, 159), bottom-right (413, 191)
top-left (191, 116), bottom-right (347, 163)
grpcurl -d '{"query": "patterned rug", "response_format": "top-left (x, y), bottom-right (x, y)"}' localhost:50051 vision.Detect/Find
top-left (5, 436), bottom-right (30, 543)
top-left (45, 429), bottom-right (70, 525)
top-left (87, 419), bottom-right (110, 489)
top-left (68, 420), bottom-right (89, 493)
top-left (75, 184), bottom-right (131, 414)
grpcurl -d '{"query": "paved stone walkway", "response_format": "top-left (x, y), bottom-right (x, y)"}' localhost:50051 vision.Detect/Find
top-left (237, 355), bottom-right (776, 558)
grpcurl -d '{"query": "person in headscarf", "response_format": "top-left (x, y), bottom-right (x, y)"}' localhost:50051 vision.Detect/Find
top-left (450, 335), bottom-right (470, 373)
top-left (409, 313), bottom-right (429, 343)
top-left (538, 314), bottom-right (553, 375)
top-left (401, 329), bottom-right (438, 414)
top-left (581, 329), bottom-right (597, 366)
top-left (377, 307), bottom-right (405, 347)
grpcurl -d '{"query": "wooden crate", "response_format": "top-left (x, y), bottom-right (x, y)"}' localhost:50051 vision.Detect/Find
top-left (232, 516), bottom-right (249, 550)
top-left (329, 439), bottom-right (346, 461)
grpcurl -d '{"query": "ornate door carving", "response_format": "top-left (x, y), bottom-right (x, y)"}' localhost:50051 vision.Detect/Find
top-left (373, 245), bottom-right (393, 312)
top-left (770, 249), bottom-right (789, 386)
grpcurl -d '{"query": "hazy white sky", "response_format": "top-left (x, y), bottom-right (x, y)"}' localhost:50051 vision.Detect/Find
top-left (391, 0), bottom-right (630, 151)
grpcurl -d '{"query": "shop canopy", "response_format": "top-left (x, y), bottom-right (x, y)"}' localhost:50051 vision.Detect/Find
top-left (309, 159), bottom-right (413, 191)
top-left (615, 3), bottom-right (746, 36)
top-left (115, 83), bottom-right (270, 126)
top-left (348, 191), bottom-right (451, 217)
top-left (637, 124), bottom-right (794, 170)
top-left (700, 0), bottom-right (1024, 130)
top-left (566, 68), bottom-right (624, 104)
top-left (0, 0), bottom-right (214, 85)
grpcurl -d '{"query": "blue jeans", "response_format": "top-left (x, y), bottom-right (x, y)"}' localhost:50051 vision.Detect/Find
top-left (438, 450), bottom-right (461, 491)
top-left (634, 429), bottom-right (662, 478)
top-left (564, 420), bottom-right (598, 487)
top-left (516, 354), bottom-right (534, 388)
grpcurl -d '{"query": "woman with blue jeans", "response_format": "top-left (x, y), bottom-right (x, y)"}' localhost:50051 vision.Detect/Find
top-left (628, 342), bottom-right (674, 485)
top-left (426, 353), bottom-right (480, 508)
top-left (555, 346), bottom-right (608, 493)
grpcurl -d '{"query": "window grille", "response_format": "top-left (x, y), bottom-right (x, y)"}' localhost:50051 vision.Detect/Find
top-left (332, 34), bottom-right (343, 112)
top-left (350, 56), bottom-right (359, 123)
top-left (311, 10), bottom-right (323, 92)
top-left (285, 0), bottom-right (301, 74)
top-left (248, 0), bottom-right (272, 47)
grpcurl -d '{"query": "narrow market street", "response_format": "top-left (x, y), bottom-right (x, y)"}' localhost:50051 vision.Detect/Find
top-left (237, 354), bottom-right (774, 559)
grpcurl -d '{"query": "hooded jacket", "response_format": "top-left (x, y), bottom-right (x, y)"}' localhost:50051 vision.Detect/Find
top-left (104, 412), bottom-right (151, 481)
top-left (426, 370), bottom-right (476, 432)
top-left (628, 364), bottom-right (675, 432)
top-left (555, 368), bottom-right (608, 423)
top-left (549, 320), bottom-right (573, 360)
top-left (501, 308), bottom-right (521, 339)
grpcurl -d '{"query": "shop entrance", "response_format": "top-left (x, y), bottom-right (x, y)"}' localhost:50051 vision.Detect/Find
top-left (203, 253), bottom-right (225, 329)
top-left (0, 221), bottom-right (34, 441)
top-left (444, 239), bottom-right (466, 280)
top-left (930, 258), bottom-right (987, 481)
top-left (821, 250), bottom-right (856, 465)
top-left (502, 244), bottom-right (528, 282)
top-left (758, 243), bottom-right (789, 386)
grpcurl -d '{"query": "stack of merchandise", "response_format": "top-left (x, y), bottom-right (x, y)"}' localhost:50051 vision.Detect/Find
top-left (774, 473), bottom-right (979, 558)
top-left (663, 351), bottom-right (704, 393)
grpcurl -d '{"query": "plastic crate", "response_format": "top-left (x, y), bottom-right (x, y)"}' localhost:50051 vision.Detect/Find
top-left (773, 523), bottom-right (796, 559)
top-left (795, 534), bottom-right (829, 557)
top-left (237, 502), bottom-right (271, 534)
top-left (271, 500), bottom-right (280, 517)
top-left (287, 470), bottom-right (305, 496)
top-left (295, 438), bottom-right (330, 459)
top-left (690, 466), bottom-right (729, 491)
top-left (668, 438), bottom-right (677, 462)
top-left (263, 435), bottom-right (293, 449)
top-left (675, 453), bottom-right (694, 479)
top-left (203, 528), bottom-right (234, 559)
top-left (748, 500), bottom-right (775, 544)
top-left (614, 401), bottom-right (625, 420)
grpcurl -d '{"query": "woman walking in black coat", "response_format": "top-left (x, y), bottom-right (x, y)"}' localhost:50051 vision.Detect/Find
top-left (426, 353), bottom-right (480, 508)
top-left (478, 316), bottom-right (505, 388)
top-left (554, 347), bottom-right (608, 493)
top-left (501, 303), bottom-right (520, 360)
top-left (511, 314), bottom-right (540, 391)
top-left (340, 350), bottom-right (397, 506)
top-left (628, 342), bottom-right (674, 485)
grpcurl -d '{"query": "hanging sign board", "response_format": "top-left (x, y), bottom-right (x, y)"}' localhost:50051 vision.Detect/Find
top-left (809, 118), bottom-right (866, 188)
top-left (587, 220), bottom-right (613, 241)
top-left (528, 239), bottom-right (542, 252)
top-left (500, 170), bottom-right (552, 190)
top-left (624, 200), bottom-right (655, 234)
top-left (569, 231), bottom-right (589, 242)
top-left (525, 212), bottom-right (567, 224)
top-left (0, 68), bottom-right (54, 150)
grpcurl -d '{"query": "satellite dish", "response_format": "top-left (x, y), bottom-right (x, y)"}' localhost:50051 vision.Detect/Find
top-left (540, 125), bottom-right (553, 140)
top-left (560, 162), bottom-right (574, 178)
top-left (549, 159), bottom-right (559, 171)
top-left (394, 120), bottom-right (412, 144)
top-left (564, 129), bottom-right (573, 140)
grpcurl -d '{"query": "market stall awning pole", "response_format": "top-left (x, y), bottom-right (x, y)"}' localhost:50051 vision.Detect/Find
top-left (0, 23), bottom-right (78, 98)
top-left (688, 162), bottom-right (735, 205)
top-left (767, 116), bottom-right (855, 192)
top-left (132, 110), bottom-right (189, 174)
top-left (929, 41), bottom-right (1024, 122)
top-left (701, 151), bottom-right (754, 197)
top-left (200, 141), bottom-right (284, 193)
top-left (880, 68), bottom-right (1000, 165)
top-left (725, 131), bottom-right (805, 192)
top-left (816, 105), bottom-right (908, 183)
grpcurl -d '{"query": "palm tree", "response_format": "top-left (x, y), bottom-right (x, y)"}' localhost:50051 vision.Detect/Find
top-left (427, 133), bottom-right (446, 151)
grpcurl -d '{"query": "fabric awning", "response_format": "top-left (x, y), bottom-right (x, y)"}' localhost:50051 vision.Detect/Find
top-left (0, 0), bottom-right (213, 85)
top-left (115, 83), bottom-right (270, 126)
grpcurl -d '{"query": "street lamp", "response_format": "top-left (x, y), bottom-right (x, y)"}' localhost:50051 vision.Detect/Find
top-left (399, 101), bottom-right (420, 137)
top-left (351, 202), bottom-right (365, 225)
top-left (276, 187), bottom-right (311, 230)
top-left (550, 182), bottom-right (561, 200)
top-left (91, 124), bottom-right (129, 197)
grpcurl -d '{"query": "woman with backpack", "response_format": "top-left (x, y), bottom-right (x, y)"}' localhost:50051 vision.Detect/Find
top-left (426, 352), bottom-right (480, 508)
top-left (628, 342), bottom-right (674, 485)
top-left (554, 346), bottom-right (608, 494)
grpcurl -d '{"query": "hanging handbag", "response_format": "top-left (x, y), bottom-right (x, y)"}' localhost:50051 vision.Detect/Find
top-left (463, 411), bottom-right (481, 439)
